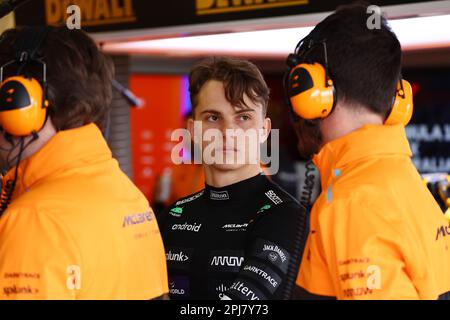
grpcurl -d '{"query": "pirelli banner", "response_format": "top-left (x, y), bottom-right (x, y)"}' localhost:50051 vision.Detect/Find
top-left (14, 0), bottom-right (442, 34)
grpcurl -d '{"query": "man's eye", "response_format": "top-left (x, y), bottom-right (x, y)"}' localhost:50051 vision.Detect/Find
top-left (207, 115), bottom-right (219, 122)
top-left (239, 114), bottom-right (251, 121)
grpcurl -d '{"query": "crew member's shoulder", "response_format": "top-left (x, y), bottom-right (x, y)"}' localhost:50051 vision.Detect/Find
top-left (262, 178), bottom-right (302, 209)
top-left (166, 189), bottom-right (206, 217)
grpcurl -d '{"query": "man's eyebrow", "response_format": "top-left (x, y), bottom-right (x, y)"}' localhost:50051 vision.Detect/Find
top-left (200, 109), bottom-right (222, 115)
top-left (234, 108), bottom-right (256, 114)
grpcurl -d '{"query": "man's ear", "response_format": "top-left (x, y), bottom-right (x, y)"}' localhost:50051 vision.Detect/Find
top-left (260, 117), bottom-right (272, 143)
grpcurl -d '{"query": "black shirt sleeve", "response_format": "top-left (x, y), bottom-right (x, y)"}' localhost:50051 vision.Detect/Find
top-left (223, 201), bottom-right (309, 300)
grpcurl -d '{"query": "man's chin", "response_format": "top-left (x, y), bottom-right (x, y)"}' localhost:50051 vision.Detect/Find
top-left (208, 162), bottom-right (248, 172)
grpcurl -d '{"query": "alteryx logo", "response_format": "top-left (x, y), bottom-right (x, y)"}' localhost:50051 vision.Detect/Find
top-left (122, 211), bottom-right (154, 227)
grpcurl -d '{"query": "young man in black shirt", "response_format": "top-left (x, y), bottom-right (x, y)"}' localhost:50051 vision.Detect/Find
top-left (160, 57), bottom-right (308, 300)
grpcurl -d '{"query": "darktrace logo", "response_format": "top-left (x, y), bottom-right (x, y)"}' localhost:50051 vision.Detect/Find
top-left (122, 211), bottom-right (154, 227)
top-left (171, 222), bottom-right (202, 232)
top-left (210, 190), bottom-right (229, 200)
top-left (243, 265), bottom-right (279, 289)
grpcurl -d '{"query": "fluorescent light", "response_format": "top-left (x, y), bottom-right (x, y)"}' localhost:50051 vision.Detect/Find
top-left (103, 14), bottom-right (450, 57)
top-left (390, 14), bottom-right (450, 50)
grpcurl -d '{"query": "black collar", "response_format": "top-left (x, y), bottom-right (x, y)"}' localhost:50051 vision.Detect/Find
top-left (205, 173), bottom-right (268, 205)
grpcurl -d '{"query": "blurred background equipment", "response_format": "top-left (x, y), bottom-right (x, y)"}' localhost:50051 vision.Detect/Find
top-left (423, 173), bottom-right (450, 220)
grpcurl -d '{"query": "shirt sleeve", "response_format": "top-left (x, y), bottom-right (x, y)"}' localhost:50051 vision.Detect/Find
top-left (223, 202), bottom-right (308, 300)
top-left (322, 199), bottom-right (419, 300)
top-left (0, 206), bottom-right (82, 300)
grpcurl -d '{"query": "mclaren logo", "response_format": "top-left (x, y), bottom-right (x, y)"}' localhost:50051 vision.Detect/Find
top-left (196, 0), bottom-right (309, 16)
top-left (45, 0), bottom-right (136, 27)
top-left (436, 225), bottom-right (450, 241)
top-left (122, 211), bottom-right (154, 227)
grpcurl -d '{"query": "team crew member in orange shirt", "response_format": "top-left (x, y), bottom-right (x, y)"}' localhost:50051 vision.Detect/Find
top-left (0, 27), bottom-right (168, 299)
top-left (284, 4), bottom-right (450, 299)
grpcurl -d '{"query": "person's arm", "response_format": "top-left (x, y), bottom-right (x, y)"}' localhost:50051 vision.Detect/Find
top-left (223, 202), bottom-right (308, 300)
top-left (0, 206), bottom-right (81, 300)
top-left (324, 200), bottom-right (419, 300)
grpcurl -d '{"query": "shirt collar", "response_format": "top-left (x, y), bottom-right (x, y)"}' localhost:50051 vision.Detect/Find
top-left (4, 123), bottom-right (111, 197)
top-left (313, 124), bottom-right (412, 190)
top-left (205, 173), bottom-right (267, 206)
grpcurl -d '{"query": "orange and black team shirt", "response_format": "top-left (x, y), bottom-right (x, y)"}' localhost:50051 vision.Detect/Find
top-left (296, 124), bottom-right (450, 300)
top-left (0, 124), bottom-right (168, 299)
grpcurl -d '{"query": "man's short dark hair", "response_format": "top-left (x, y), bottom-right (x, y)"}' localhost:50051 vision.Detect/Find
top-left (0, 27), bottom-right (114, 132)
top-left (305, 2), bottom-right (402, 117)
top-left (189, 56), bottom-right (270, 116)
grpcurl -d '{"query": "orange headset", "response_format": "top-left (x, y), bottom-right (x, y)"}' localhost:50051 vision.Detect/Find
top-left (0, 27), bottom-right (49, 137)
top-left (284, 35), bottom-right (413, 125)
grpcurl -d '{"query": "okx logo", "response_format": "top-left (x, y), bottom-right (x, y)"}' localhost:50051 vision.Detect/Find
top-left (169, 275), bottom-right (190, 298)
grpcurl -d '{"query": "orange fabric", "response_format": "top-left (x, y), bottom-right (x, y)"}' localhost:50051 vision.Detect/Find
top-left (297, 124), bottom-right (450, 299)
top-left (0, 124), bottom-right (168, 299)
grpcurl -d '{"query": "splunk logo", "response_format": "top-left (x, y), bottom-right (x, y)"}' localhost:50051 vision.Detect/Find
top-left (166, 250), bottom-right (189, 262)
top-left (171, 222), bottom-right (202, 232)
top-left (122, 211), bottom-right (154, 227)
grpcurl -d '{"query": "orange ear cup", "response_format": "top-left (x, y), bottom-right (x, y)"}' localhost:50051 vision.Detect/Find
top-left (385, 79), bottom-right (414, 126)
top-left (288, 63), bottom-right (335, 120)
top-left (0, 76), bottom-right (48, 136)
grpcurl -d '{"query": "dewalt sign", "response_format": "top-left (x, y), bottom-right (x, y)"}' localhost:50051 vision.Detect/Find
top-left (195, 0), bottom-right (309, 16)
top-left (45, 0), bottom-right (136, 27)
top-left (15, 0), bottom-right (441, 33)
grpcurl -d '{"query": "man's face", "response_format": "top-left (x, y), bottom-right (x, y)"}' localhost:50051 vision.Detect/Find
top-left (0, 133), bottom-right (14, 170)
top-left (294, 119), bottom-right (323, 160)
top-left (188, 80), bottom-right (271, 171)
